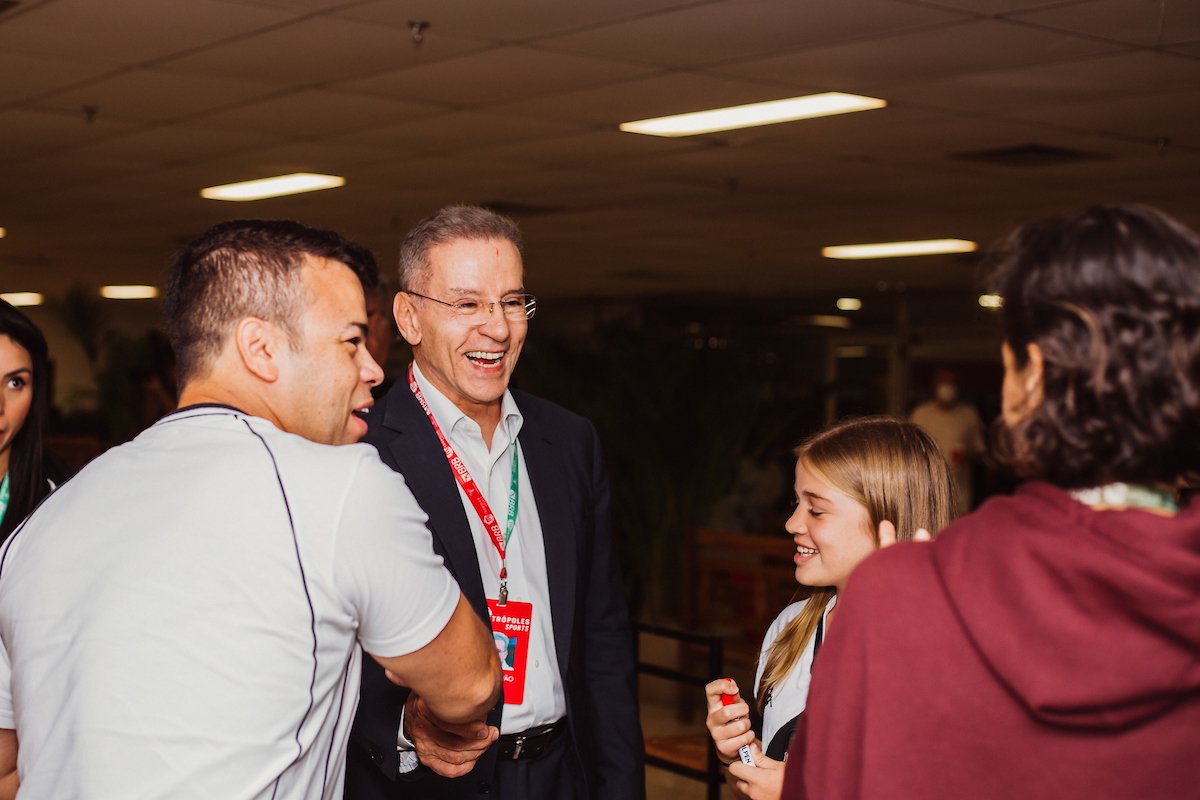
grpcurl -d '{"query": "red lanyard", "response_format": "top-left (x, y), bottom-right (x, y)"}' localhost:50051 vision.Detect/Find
top-left (408, 364), bottom-right (519, 604)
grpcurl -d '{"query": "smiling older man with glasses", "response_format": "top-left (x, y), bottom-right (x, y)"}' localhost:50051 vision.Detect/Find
top-left (345, 205), bottom-right (644, 800)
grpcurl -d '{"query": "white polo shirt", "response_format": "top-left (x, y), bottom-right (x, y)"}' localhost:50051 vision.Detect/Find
top-left (0, 405), bottom-right (459, 799)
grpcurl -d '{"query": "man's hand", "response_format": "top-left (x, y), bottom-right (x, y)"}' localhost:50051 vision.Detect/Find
top-left (405, 693), bottom-right (499, 778)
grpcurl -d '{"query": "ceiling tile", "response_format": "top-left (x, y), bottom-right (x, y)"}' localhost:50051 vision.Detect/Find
top-left (884, 49), bottom-right (1200, 114)
top-left (467, 128), bottom-right (711, 170)
top-left (0, 108), bottom-right (140, 161)
top-left (0, 0), bottom-right (291, 66)
top-left (159, 15), bottom-right (492, 85)
top-left (1010, 87), bottom-right (1200, 146)
top-left (191, 89), bottom-right (442, 137)
top-left (334, 46), bottom-right (655, 107)
top-left (327, 110), bottom-right (588, 155)
top-left (0, 51), bottom-right (116, 105)
top-left (907, 0), bottom-right (1098, 13)
top-left (711, 17), bottom-right (1122, 92)
top-left (334, 0), bottom-right (705, 43)
top-left (1015, 0), bottom-right (1200, 47)
top-left (536, 0), bottom-right (966, 69)
top-left (29, 69), bottom-right (279, 123)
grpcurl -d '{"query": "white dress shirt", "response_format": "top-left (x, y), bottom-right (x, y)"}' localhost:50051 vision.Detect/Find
top-left (399, 363), bottom-right (565, 751)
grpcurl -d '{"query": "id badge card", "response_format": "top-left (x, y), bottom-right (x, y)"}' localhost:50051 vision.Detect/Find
top-left (486, 599), bottom-right (532, 705)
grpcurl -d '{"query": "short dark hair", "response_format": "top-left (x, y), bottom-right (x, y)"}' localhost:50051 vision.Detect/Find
top-left (988, 204), bottom-right (1200, 487)
top-left (164, 220), bottom-right (378, 387)
top-left (0, 300), bottom-right (58, 541)
top-left (398, 205), bottom-right (523, 291)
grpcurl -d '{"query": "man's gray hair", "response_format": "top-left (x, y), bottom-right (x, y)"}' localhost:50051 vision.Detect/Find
top-left (398, 205), bottom-right (523, 291)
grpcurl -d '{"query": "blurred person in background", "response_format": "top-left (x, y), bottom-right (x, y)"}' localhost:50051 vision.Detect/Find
top-left (784, 204), bottom-right (1200, 799)
top-left (909, 368), bottom-right (985, 515)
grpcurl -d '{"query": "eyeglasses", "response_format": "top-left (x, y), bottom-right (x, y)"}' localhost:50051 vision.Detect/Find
top-left (407, 291), bottom-right (537, 322)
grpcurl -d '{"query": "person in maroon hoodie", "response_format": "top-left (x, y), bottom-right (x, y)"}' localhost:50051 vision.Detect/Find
top-left (782, 203), bottom-right (1200, 800)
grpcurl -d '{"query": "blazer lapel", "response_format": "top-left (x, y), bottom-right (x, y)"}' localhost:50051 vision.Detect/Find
top-left (379, 385), bottom-right (489, 618)
top-left (517, 397), bottom-right (578, 677)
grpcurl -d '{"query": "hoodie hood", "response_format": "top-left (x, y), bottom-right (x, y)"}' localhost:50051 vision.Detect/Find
top-left (931, 482), bottom-right (1200, 730)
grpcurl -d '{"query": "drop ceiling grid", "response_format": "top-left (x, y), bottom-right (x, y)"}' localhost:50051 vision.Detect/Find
top-left (706, 17), bottom-right (1125, 92)
top-left (533, 0), bottom-right (970, 69)
top-left (331, 45), bottom-right (659, 109)
top-left (0, 0), bottom-right (293, 65)
top-left (26, 69), bottom-right (282, 124)
top-left (331, 0), bottom-right (707, 44)
top-left (155, 14), bottom-right (493, 86)
top-left (1013, 0), bottom-right (1200, 47)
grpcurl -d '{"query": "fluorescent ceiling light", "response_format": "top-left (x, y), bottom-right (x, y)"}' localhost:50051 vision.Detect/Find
top-left (978, 294), bottom-right (1004, 309)
top-left (619, 92), bottom-right (886, 137)
top-left (822, 239), bottom-right (978, 260)
top-left (101, 285), bottom-right (159, 300)
top-left (200, 173), bottom-right (345, 202)
top-left (1, 292), bottom-right (43, 307)
top-left (836, 297), bottom-right (863, 311)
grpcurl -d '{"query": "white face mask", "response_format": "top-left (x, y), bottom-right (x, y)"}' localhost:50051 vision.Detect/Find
top-left (934, 382), bottom-right (958, 405)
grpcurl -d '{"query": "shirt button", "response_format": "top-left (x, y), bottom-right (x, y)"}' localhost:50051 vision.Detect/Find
top-left (534, 659), bottom-right (540, 668)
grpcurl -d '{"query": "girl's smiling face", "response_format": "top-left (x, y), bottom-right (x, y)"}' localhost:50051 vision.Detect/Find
top-left (784, 459), bottom-right (878, 594)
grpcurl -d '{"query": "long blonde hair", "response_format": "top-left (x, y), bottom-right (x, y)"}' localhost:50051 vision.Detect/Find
top-left (757, 416), bottom-right (955, 712)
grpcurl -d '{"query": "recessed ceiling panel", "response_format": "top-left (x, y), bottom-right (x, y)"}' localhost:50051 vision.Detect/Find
top-left (0, 0), bottom-right (291, 65)
top-left (538, 0), bottom-right (966, 69)
top-left (30, 69), bottom-right (279, 124)
top-left (0, 51), bottom-right (115, 104)
top-left (337, 0), bottom-right (706, 43)
top-left (712, 17), bottom-right (1122, 92)
top-left (329, 110), bottom-right (588, 156)
top-left (159, 15), bottom-right (491, 85)
top-left (193, 89), bottom-right (443, 137)
top-left (335, 46), bottom-right (655, 107)
top-left (1016, 0), bottom-right (1200, 47)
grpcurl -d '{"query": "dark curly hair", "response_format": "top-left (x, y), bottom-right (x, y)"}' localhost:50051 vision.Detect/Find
top-left (988, 204), bottom-right (1200, 488)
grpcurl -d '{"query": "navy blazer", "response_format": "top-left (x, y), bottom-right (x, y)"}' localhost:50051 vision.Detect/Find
top-left (345, 374), bottom-right (644, 800)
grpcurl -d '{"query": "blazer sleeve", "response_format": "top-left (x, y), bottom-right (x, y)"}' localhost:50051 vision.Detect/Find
top-left (576, 422), bottom-right (646, 799)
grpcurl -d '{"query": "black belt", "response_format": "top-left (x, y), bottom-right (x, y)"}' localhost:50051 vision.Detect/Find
top-left (496, 720), bottom-right (565, 761)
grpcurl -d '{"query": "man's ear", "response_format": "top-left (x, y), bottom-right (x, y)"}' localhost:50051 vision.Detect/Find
top-left (234, 317), bottom-right (281, 382)
top-left (394, 292), bottom-right (422, 346)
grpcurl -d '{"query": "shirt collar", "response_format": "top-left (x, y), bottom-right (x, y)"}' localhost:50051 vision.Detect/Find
top-left (411, 361), bottom-right (523, 442)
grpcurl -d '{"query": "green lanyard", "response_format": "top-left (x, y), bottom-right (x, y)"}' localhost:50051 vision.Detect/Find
top-left (0, 472), bottom-right (9, 529)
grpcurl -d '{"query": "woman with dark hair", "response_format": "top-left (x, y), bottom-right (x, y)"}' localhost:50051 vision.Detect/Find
top-left (782, 204), bottom-right (1200, 799)
top-left (0, 300), bottom-right (60, 541)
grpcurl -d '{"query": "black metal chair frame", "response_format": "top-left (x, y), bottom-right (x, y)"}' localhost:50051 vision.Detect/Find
top-left (634, 621), bottom-right (725, 800)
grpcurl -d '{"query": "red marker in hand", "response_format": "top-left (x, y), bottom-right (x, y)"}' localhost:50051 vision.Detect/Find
top-left (720, 685), bottom-right (756, 768)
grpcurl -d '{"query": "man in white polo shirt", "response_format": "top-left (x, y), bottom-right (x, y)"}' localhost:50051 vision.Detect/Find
top-left (0, 220), bottom-right (500, 798)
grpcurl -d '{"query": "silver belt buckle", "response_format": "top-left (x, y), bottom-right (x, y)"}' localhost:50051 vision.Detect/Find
top-left (510, 734), bottom-right (526, 759)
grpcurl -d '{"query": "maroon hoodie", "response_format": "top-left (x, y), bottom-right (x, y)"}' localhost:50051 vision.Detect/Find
top-left (783, 482), bottom-right (1200, 799)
